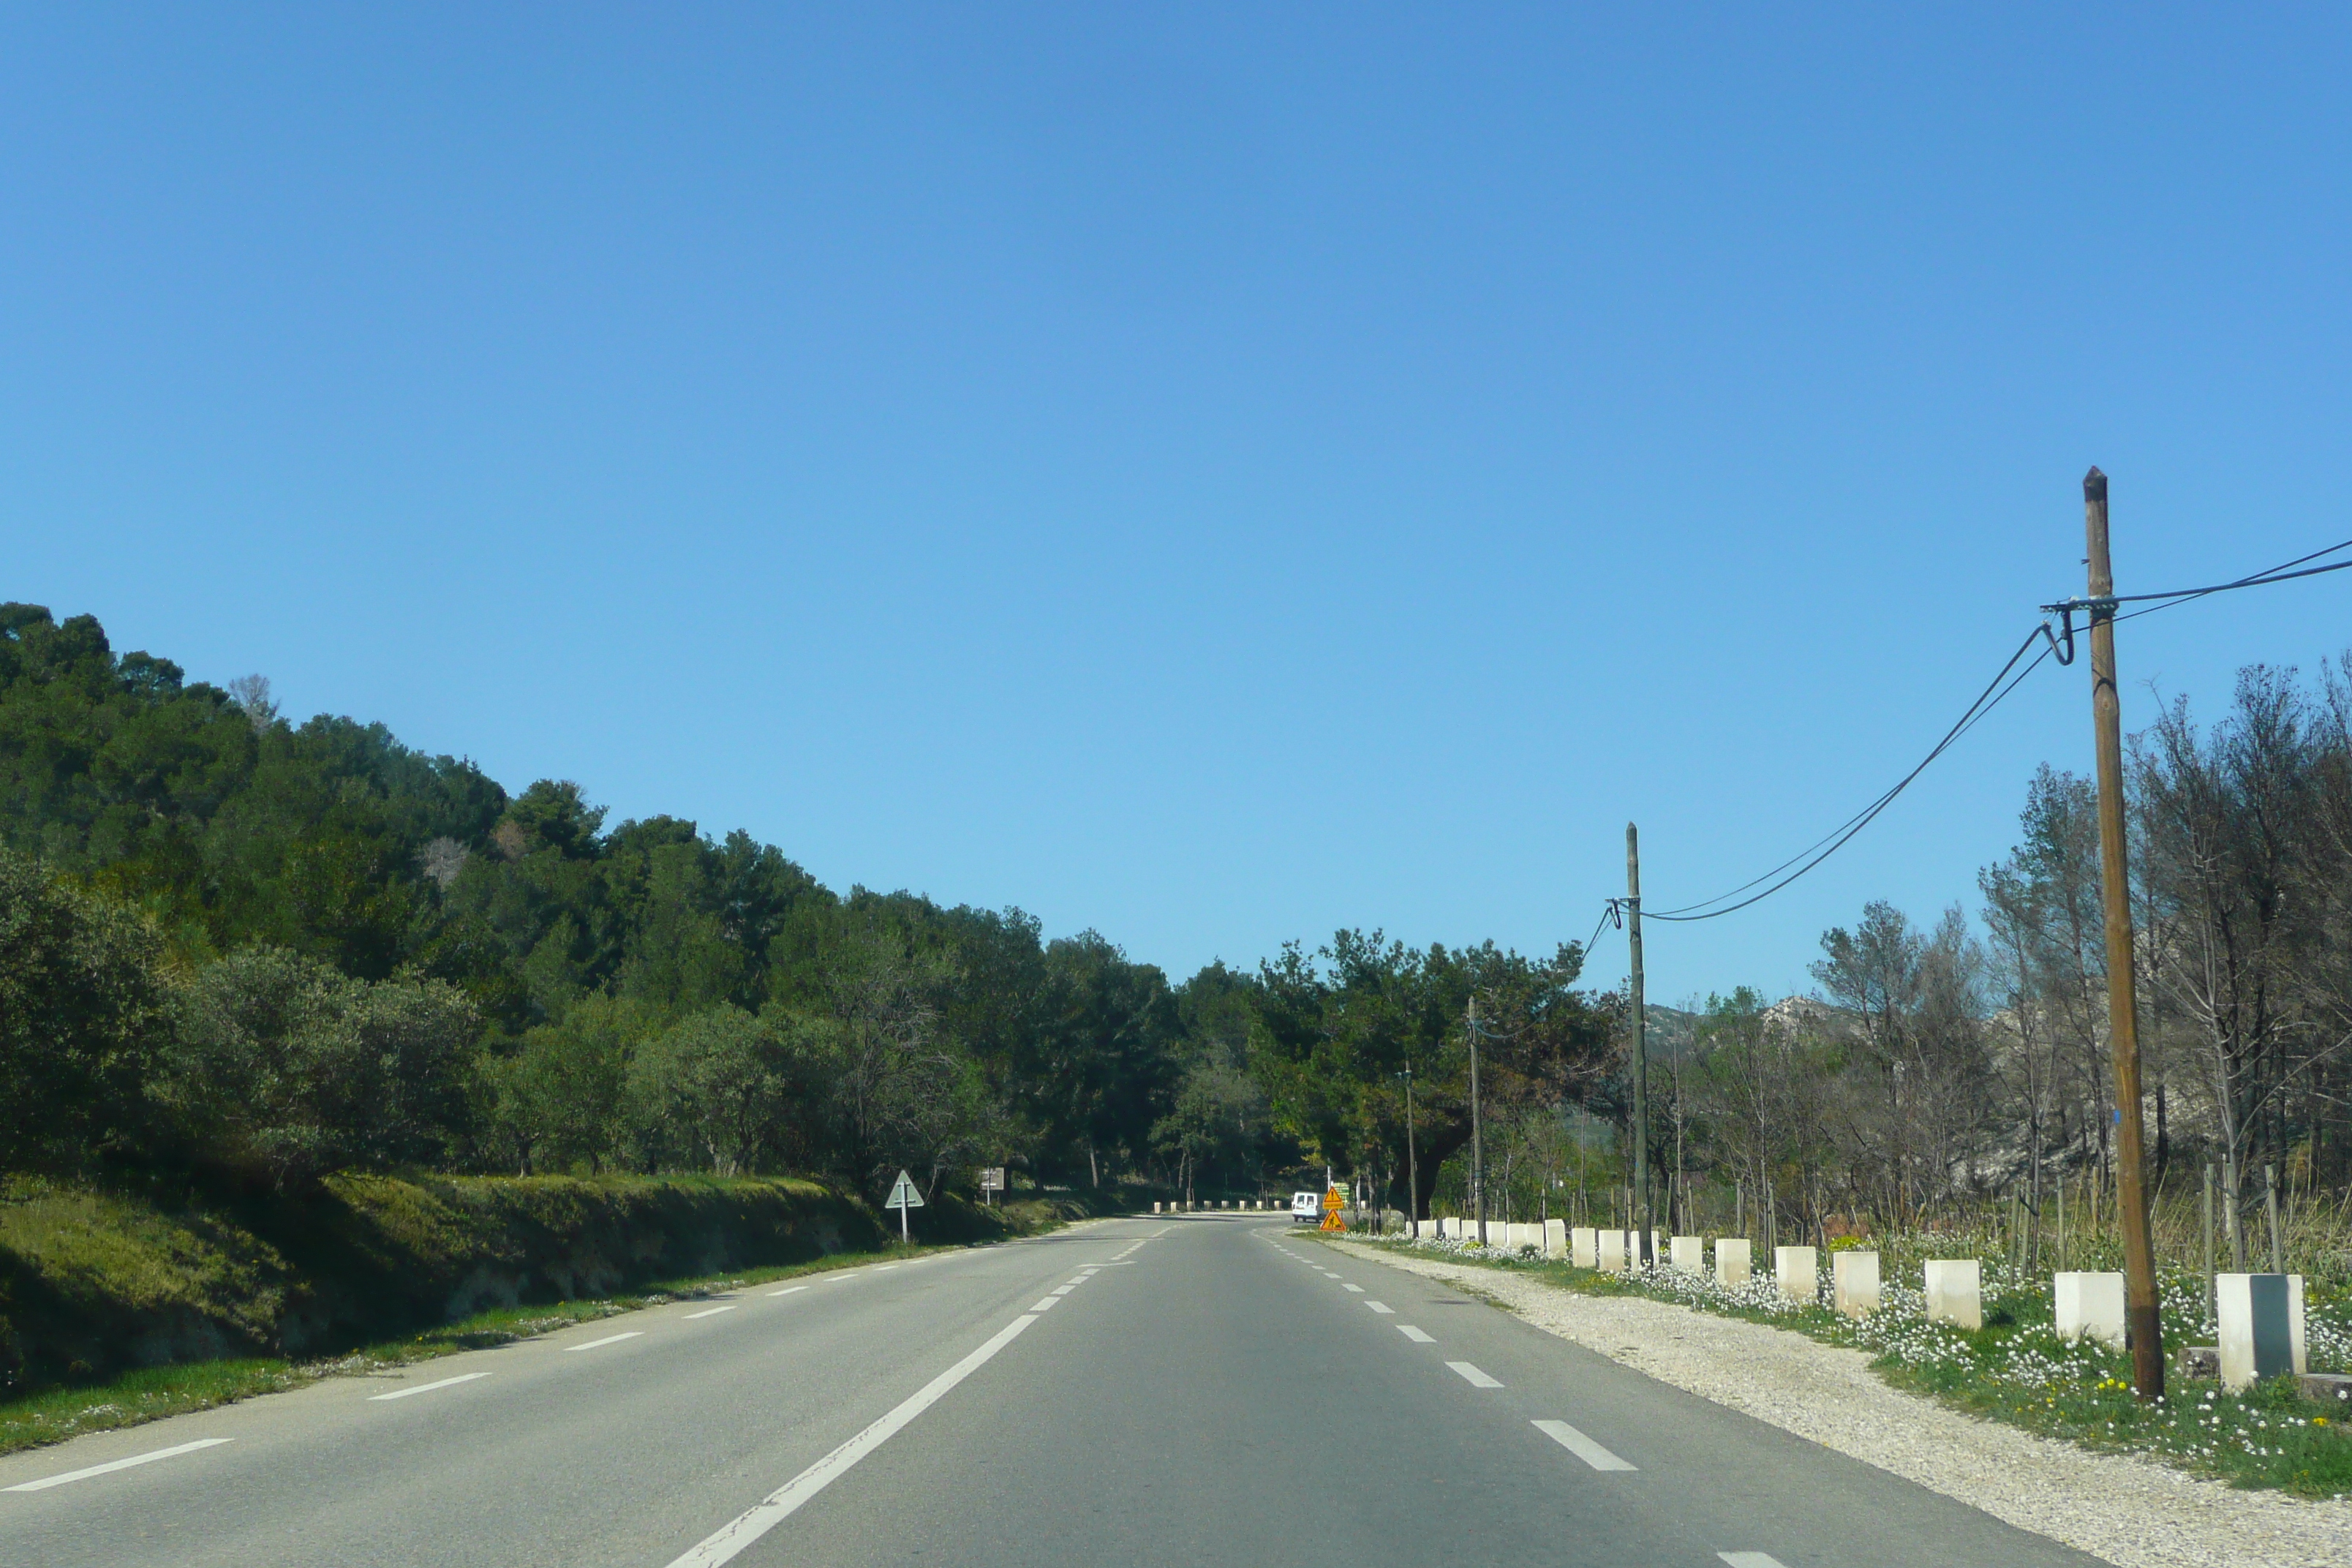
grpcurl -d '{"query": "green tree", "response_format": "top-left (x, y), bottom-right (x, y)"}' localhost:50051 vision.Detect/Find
top-left (487, 995), bottom-right (661, 1174)
top-left (624, 1004), bottom-right (801, 1176)
top-left (170, 946), bottom-right (480, 1186)
top-left (0, 850), bottom-right (172, 1171)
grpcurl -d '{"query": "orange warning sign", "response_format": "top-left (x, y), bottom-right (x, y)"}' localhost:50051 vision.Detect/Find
top-left (1320, 1186), bottom-right (1346, 1231)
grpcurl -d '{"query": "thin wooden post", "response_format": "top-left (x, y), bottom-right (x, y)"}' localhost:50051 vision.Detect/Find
top-left (2081, 467), bottom-right (2163, 1398)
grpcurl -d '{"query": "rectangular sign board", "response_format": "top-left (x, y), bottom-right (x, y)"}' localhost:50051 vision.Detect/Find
top-left (979, 1168), bottom-right (1006, 1191)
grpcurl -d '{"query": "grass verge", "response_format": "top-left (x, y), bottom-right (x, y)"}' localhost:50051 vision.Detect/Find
top-left (1327, 1230), bottom-right (2352, 1501)
top-left (0, 1237), bottom-right (977, 1458)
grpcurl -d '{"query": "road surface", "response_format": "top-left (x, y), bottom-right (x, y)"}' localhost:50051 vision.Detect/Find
top-left (0, 1215), bottom-right (2101, 1567)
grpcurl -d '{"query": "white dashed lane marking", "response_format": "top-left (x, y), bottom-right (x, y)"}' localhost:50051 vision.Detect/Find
top-left (368, 1372), bottom-right (491, 1403)
top-left (565, 1332), bottom-right (643, 1353)
top-left (1534, 1420), bottom-right (1637, 1471)
top-left (1446, 1361), bottom-right (1503, 1388)
top-left (1341, 1284), bottom-right (1364, 1293)
top-left (1398, 1325), bottom-right (1435, 1343)
top-left (682, 1305), bottom-right (738, 1320)
top-left (4, 1439), bottom-right (232, 1492)
top-left (767, 1285), bottom-right (809, 1298)
top-left (1365, 1302), bottom-right (1394, 1314)
top-left (1718, 1556), bottom-right (1787, 1568)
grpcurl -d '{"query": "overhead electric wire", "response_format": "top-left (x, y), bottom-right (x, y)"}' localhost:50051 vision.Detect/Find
top-left (1632, 529), bottom-right (2352, 929)
top-left (1640, 622), bottom-right (2051, 923)
top-left (2106, 536), bottom-right (2352, 625)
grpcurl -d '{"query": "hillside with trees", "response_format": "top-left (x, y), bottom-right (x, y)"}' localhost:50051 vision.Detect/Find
top-left (8, 600), bottom-right (2350, 1273)
top-left (0, 603), bottom-right (1612, 1220)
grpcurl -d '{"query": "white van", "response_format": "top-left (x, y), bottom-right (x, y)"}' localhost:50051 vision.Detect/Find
top-left (1290, 1191), bottom-right (1321, 1223)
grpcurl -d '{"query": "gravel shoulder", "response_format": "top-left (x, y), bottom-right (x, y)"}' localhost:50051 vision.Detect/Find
top-left (1329, 1239), bottom-right (2352, 1568)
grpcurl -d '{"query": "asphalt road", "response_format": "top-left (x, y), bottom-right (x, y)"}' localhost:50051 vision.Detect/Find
top-left (0, 1215), bottom-right (2103, 1568)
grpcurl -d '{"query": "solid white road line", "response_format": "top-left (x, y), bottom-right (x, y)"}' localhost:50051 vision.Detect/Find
top-left (1342, 1284), bottom-right (1365, 1293)
top-left (662, 1312), bottom-right (1041, 1568)
top-left (683, 1305), bottom-right (738, 1320)
top-left (1533, 1420), bottom-right (1637, 1471)
top-left (767, 1285), bottom-right (810, 1298)
top-left (368, 1372), bottom-right (491, 1402)
top-left (1397, 1326), bottom-right (1436, 1343)
top-left (1029, 1297), bottom-right (1059, 1312)
top-left (1446, 1361), bottom-right (1503, 1388)
top-left (1365, 1302), bottom-right (1394, 1314)
top-left (565, 1332), bottom-right (644, 1353)
top-left (1718, 1556), bottom-right (1787, 1568)
top-left (4, 1438), bottom-right (232, 1492)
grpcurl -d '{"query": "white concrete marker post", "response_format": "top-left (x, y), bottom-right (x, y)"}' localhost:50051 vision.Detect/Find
top-left (1774, 1245), bottom-right (1817, 1305)
top-left (1923, 1259), bottom-right (1981, 1330)
top-left (1669, 1236), bottom-right (1703, 1273)
top-left (1715, 1238), bottom-right (1751, 1287)
top-left (1831, 1251), bottom-right (1879, 1318)
top-left (883, 1169), bottom-right (924, 1243)
top-left (2216, 1273), bottom-right (2296, 1391)
top-left (2054, 1272), bottom-right (2126, 1349)
top-left (1597, 1229), bottom-right (1627, 1273)
top-left (1572, 1226), bottom-right (1597, 1267)
top-left (1543, 1218), bottom-right (1567, 1259)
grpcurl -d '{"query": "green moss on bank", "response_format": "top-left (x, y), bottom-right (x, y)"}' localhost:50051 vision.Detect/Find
top-left (0, 1172), bottom-right (1074, 1397)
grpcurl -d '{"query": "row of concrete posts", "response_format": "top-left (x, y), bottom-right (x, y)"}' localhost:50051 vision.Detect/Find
top-left (1425, 1220), bottom-right (2315, 1394)
top-left (1151, 1199), bottom-right (1276, 1212)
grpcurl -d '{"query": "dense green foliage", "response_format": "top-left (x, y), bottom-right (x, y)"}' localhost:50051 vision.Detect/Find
top-left (0, 604), bottom-right (1615, 1212)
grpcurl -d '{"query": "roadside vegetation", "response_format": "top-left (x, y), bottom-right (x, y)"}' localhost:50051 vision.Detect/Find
top-left (10, 598), bottom-right (2352, 1484)
top-left (1357, 1228), bottom-right (2352, 1499)
top-left (0, 1234), bottom-right (989, 1457)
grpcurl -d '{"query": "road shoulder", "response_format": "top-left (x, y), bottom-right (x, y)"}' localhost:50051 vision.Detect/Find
top-left (1327, 1239), bottom-right (2352, 1568)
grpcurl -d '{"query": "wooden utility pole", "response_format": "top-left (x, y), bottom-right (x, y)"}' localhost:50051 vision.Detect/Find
top-left (1627, 823), bottom-right (1651, 1267)
top-left (2083, 467), bottom-right (2164, 1398)
top-left (1469, 998), bottom-right (1486, 1245)
top-left (1403, 1063), bottom-right (1419, 1239)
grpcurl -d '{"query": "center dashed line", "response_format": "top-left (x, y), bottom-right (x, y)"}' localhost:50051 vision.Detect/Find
top-left (1365, 1301), bottom-right (1394, 1314)
top-left (1398, 1324), bottom-right (1435, 1341)
top-left (565, 1332), bottom-right (643, 1353)
top-left (1341, 1283), bottom-right (1364, 1293)
top-left (1446, 1361), bottom-right (1502, 1388)
top-left (767, 1285), bottom-right (810, 1298)
top-left (682, 1305), bottom-right (738, 1320)
top-left (1534, 1419), bottom-right (1637, 1471)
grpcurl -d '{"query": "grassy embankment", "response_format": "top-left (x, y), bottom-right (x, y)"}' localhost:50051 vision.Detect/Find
top-left (1335, 1227), bottom-right (2352, 1500)
top-left (0, 1172), bottom-right (1117, 1456)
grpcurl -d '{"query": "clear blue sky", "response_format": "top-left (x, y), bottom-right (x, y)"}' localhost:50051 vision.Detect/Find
top-left (8, 7), bottom-right (2351, 1003)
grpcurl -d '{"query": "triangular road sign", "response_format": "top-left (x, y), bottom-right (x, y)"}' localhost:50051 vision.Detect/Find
top-left (885, 1170), bottom-right (925, 1210)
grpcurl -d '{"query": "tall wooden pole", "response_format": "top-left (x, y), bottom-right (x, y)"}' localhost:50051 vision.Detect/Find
top-left (1469, 998), bottom-right (1485, 1245)
top-left (1404, 1064), bottom-right (1419, 1239)
top-left (1627, 823), bottom-right (1651, 1267)
top-left (2084, 467), bottom-right (2164, 1398)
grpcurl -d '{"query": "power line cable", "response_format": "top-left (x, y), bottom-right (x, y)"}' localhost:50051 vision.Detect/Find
top-left (2056, 536), bottom-right (2352, 627)
top-left (1641, 622), bottom-right (2051, 922)
top-left (1637, 529), bottom-right (2352, 927)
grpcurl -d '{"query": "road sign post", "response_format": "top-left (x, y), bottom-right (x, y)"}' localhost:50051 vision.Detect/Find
top-left (979, 1167), bottom-right (1005, 1207)
top-left (884, 1169), bottom-right (925, 1243)
top-left (1320, 1186), bottom-right (1345, 1232)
